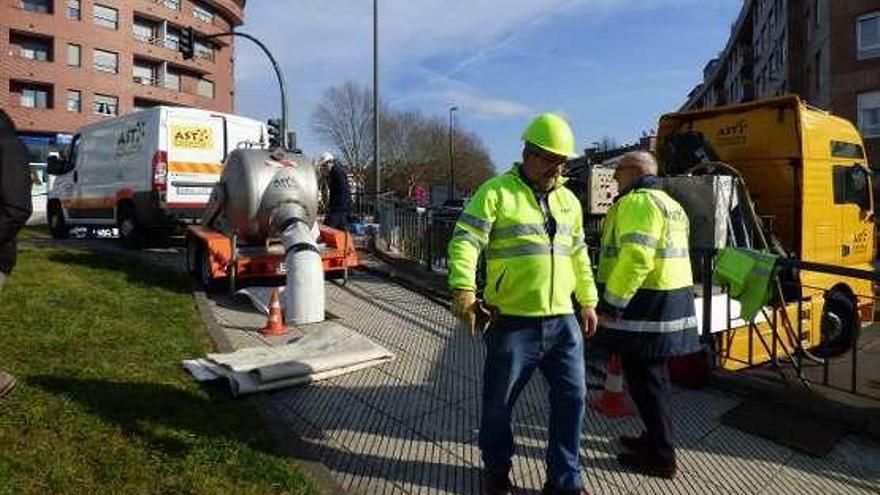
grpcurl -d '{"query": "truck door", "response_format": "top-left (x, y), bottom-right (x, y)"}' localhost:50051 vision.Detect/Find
top-left (165, 114), bottom-right (225, 207)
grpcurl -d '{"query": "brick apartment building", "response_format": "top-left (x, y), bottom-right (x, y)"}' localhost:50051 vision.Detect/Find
top-left (682, 0), bottom-right (880, 167)
top-left (0, 0), bottom-right (245, 162)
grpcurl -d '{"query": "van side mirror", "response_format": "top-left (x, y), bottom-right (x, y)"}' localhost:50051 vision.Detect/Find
top-left (46, 155), bottom-right (73, 175)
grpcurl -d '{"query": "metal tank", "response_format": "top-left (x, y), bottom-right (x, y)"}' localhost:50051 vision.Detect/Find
top-left (203, 148), bottom-right (318, 243)
top-left (202, 148), bottom-right (325, 324)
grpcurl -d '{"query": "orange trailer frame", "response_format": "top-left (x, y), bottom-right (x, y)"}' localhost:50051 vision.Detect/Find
top-left (185, 224), bottom-right (358, 290)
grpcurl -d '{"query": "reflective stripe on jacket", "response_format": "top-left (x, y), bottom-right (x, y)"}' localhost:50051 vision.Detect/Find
top-left (597, 179), bottom-right (696, 333)
top-left (447, 164), bottom-right (598, 317)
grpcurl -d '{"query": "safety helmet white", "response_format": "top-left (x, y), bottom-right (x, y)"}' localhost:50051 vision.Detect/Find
top-left (318, 152), bottom-right (334, 166)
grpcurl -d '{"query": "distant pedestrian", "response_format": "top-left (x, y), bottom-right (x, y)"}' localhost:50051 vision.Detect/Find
top-left (0, 109), bottom-right (33, 399)
top-left (595, 151), bottom-right (700, 479)
top-left (448, 113), bottom-right (598, 495)
top-left (318, 152), bottom-right (351, 230)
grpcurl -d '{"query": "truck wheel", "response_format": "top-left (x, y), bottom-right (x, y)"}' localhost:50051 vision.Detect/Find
top-left (814, 292), bottom-right (860, 359)
top-left (48, 201), bottom-right (68, 239)
top-left (117, 204), bottom-right (141, 250)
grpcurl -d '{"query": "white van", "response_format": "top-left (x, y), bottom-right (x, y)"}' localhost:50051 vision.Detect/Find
top-left (47, 106), bottom-right (267, 247)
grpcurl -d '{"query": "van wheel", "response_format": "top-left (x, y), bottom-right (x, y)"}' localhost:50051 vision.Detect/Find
top-left (117, 204), bottom-right (141, 250)
top-left (48, 201), bottom-right (68, 239)
top-left (814, 292), bottom-right (860, 359)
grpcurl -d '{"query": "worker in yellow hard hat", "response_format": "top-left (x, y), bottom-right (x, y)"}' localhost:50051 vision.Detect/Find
top-left (447, 112), bottom-right (598, 495)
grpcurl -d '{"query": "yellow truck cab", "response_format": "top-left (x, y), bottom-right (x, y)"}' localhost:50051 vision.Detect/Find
top-left (658, 95), bottom-right (874, 369)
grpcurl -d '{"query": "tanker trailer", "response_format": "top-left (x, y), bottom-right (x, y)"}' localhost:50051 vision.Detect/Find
top-left (185, 148), bottom-right (357, 323)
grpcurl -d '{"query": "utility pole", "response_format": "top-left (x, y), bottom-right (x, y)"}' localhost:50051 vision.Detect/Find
top-left (373, 0), bottom-right (380, 214)
top-left (198, 31), bottom-right (290, 150)
top-left (448, 106), bottom-right (457, 201)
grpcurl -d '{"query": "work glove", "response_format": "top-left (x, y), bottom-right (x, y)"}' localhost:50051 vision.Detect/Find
top-left (450, 289), bottom-right (492, 336)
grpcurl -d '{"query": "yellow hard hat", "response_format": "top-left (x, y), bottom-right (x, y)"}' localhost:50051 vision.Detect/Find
top-left (522, 113), bottom-right (576, 158)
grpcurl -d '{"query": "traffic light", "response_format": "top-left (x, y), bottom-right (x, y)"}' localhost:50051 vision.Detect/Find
top-left (267, 118), bottom-right (282, 149)
top-left (180, 26), bottom-right (195, 60)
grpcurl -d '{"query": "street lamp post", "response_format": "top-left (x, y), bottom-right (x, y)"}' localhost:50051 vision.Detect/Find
top-left (373, 0), bottom-right (380, 215)
top-left (448, 106), bottom-right (457, 201)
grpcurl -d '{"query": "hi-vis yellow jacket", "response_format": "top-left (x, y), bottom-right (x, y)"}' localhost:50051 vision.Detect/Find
top-left (447, 164), bottom-right (598, 317)
top-left (597, 180), bottom-right (697, 334)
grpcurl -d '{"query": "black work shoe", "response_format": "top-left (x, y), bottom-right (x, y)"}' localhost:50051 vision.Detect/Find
top-left (618, 433), bottom-right (647, 452)
top-left (483, 470), bottom-right (513, 495)
top-left (617, 451), bottom-right (677, 479)
top-left (541, 484), bottom-right (587, 495)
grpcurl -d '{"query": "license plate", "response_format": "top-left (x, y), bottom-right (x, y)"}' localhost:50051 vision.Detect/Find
top-left (176, 186), bottom-right (213, 196)
top-left (276, 262), bottom-right (287, 274)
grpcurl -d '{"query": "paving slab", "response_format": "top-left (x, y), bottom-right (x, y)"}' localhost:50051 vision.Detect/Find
top-left (199, 269), bottom-right (880, 495)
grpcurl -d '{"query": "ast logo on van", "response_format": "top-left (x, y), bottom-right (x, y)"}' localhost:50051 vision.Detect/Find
top-left (115, 121), bottom-right (146, 157)
top-left (172, 125), bottom-right (214, 149)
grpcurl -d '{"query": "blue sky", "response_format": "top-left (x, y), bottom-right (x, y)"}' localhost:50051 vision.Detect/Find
top-left (234, 0), bottom-right (744, 169)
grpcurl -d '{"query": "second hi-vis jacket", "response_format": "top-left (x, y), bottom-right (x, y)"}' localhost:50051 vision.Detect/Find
top-left (447, 164), bottom-right (598, 317)
top-left (597, 177), bottom-right (698, 334)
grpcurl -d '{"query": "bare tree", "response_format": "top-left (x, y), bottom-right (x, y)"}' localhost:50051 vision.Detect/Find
top-left (311, 82), bottom-right (375, 186)
top-left (311, 81), bottom-right (494, 200)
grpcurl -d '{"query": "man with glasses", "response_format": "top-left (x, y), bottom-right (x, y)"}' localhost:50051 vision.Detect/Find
top-left (448, 113), bottom-right (598, 495)
top-left (595, 151), bottom-right (699, 479)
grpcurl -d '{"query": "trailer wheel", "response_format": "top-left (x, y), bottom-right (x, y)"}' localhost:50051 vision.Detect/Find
top-left (814, 291), bottom-right (860, 359)
top-left (47, 200), bottom-right (68, 239)
top-left (185, 237), bottom-right (201, 277)
top-left (117, 204), bottom-right (141, 250)
top-left (196, 245), bottom-right (224, 293)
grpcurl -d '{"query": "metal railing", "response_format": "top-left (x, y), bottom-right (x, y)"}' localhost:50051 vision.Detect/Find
top-left (688, 248), bottom-right (880, 398)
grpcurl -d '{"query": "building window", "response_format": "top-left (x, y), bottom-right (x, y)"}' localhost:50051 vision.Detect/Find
top-left (67, 0), bottom-right (81, 20)
top-left (21, 0), bottom-right (52, 14)
top-left (133, 63), bottom-right (157, 86)
top-left (18, 37), bottom-right (51, 61)
top-left (193, 2), bottom-right (214, 24)
top-left (194, 39), bottom-right (214, 61)
top-left (93, 4), bottom-right (118, 30)
top-left (857, 12), bottom-right (880, 59)
top-left (133, 18), bottom-right (157, 44)
top-left (858, 91), bottom-right (880, 138)
top-left (66, 90), bottom-right (81, 112)
top-left (67, 43), bottom-right (81, 67)
top-left (197, 78), bottom-right (214, 98)
top-left (16, 84), bottom-right (51, 109)
top-left (93, 94), bottom-right (118, 116)
top-left (162, 0), bottom-right (180, 10)
top-left (164, 69), bottom-right (180, 91)
top-left (93, 48), bottom-right (119, 73)
top-left (165, 28), bottom-right (180, 50)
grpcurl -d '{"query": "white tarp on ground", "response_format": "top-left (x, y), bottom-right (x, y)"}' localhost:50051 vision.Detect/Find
top-left (184, 297), bottom-right (394, 396)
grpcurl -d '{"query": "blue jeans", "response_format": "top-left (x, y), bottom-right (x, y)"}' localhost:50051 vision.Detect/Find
top-left (479, 314), bottom-right (586, 491)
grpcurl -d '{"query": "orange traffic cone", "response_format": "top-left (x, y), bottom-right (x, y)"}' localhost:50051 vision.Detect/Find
top-left (261, 289), bottom-right (287, 336)
top-left (589, 354), bottom-right (635, 417)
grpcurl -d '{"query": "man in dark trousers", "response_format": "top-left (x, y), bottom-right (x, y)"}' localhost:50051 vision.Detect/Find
top-left (318, 152), bottom-right (351, 230)
top-left (595, 151), bottom-right (700, 479)
top-left (0, 109), bottom-right (33, 398)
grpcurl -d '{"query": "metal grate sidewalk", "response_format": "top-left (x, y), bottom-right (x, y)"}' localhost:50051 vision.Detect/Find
top-left (203, 272), bottom-right (880, 495)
